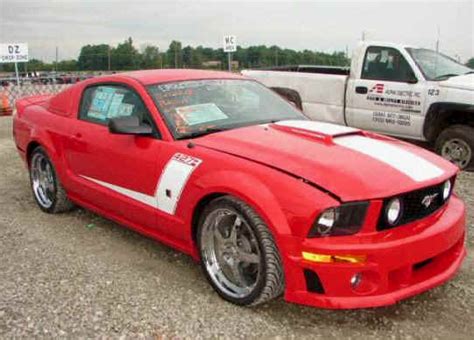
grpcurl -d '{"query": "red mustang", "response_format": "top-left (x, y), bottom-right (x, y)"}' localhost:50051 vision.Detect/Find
top-left (13, 70), bottom-right (466, 309)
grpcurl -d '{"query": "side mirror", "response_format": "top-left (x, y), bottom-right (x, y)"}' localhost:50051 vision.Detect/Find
top-left (108, 116), bottom-right (152, 136)
top-left (407, 72), bottom-right (418, 84)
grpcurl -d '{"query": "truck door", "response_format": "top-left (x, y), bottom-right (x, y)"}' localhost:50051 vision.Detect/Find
top-left (345, 46), bottom-right (426, 139)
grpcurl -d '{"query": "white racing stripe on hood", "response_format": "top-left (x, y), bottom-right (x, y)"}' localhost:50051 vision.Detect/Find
top-left (334, 135), bottom-right (444, 182)
top-left (276, 120), bottom-right (358, 135)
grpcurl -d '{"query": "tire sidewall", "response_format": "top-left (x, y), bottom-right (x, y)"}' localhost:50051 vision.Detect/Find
top-left (29, 147), bottom-right (59, 213)
top-left (435, 125), bottom-right (474, 170)
top-left (197, 197), bottom-right (269, 306)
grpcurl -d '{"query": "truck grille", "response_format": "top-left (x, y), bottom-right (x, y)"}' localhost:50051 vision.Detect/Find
top-left (377, 180), bottom-right (450, 231)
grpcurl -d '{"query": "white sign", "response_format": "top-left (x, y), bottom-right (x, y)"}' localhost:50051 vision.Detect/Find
top-left (0, 43), bottom-right (29, 63)
top-left (223, 35), bottom-right (237, 53)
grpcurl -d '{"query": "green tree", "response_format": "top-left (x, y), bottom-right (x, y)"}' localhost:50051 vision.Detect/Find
top-left (141, 45), bottom-right (160, 69)
top-left (111, 37), bottom-right (139, 70)
top-left (57, 59), bottom-right (78, 71)
top-left (166, 41), bottom-right (183, 68)
top-left (78, 44), bottom-right (110, 70)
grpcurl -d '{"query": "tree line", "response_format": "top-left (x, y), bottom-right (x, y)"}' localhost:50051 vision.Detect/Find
top-left (0, 37), bottom-right (350, 73)
top-left (1, 37), bottom-right (473, 73)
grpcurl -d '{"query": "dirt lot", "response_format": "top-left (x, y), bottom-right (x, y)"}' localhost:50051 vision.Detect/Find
top-left (0, 116), bottom-right (473, 339)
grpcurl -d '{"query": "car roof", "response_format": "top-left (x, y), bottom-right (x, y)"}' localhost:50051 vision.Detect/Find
top-left (115, 69), bottom-right (245, 85)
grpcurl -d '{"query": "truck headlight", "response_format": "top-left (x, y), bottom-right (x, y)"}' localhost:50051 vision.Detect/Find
top-left (308, 202), bottom-right (369, 237)
top-left (385, 198), bottom-right (402, 225)
top-left (442, 180), bottom-right (452, 200)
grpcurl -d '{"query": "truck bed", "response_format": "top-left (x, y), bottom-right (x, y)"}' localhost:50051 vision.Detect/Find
top-left (242, 68), bottom-right (348, 125)
top-left (257, 65), bottom-right (350, 76)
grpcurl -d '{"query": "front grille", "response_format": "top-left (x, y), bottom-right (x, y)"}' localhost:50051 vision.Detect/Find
top-left (377, 180), bottom-right (450, 231)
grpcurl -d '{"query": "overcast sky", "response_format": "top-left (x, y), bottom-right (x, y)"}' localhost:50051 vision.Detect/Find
top-left (1, 0), bottom-right (473, 62)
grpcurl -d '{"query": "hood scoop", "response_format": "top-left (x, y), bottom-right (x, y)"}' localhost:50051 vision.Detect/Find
top-left (270, 120), bottom-right (364, 144)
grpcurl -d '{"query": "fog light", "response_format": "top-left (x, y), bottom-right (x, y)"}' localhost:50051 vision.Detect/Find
top-left (386, 198), bottom-right (402, 225)
top-left (350, 273), bottom-right (362, 288)
top-left (442, 180), bottom-right (452, 200)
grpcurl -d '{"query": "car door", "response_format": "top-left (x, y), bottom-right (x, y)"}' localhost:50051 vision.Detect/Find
top-left (65, 82), bottom-right (171, 231)
top-left (345, 46), bottom-right (426, 138)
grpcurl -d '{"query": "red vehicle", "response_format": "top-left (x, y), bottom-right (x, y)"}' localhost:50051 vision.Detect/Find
top-left (13, 70), bottom-right (466, 309)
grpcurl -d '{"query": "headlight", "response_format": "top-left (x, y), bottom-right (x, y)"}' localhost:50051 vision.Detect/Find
top-left (385, 198), bottom-right (402, 225)
top-left (308, 202), bottom-right (369, 238)
top-left (442, 180), bottom-right (452, 200)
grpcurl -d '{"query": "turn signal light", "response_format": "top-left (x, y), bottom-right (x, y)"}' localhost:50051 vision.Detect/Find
top-left (302, 251), bottom-right (366, 264)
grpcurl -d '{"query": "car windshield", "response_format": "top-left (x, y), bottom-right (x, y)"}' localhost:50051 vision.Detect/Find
top-left (147, 79), bottom-right (307, 139)
top-left (406, 48), bottom-right (471, 80)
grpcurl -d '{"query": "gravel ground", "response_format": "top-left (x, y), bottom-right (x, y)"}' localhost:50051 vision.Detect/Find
top-left (0, 116), bottom-right (473, 339)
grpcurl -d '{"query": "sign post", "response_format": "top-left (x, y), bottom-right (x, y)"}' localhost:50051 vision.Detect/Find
top-left (223, 35), bottom-right (236, 72)
top-left (0, 43), bottom-right (29, 85)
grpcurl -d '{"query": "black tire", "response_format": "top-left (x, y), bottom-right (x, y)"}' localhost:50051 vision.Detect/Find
top-left (197, 195), bottom-right (285, 306)
top-left (435, 125), bottom-right (474, 171)
top-left (29, 146), bottom-right (75, 213)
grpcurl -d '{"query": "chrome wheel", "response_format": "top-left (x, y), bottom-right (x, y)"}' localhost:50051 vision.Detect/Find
top-left (441, 138), bottom-right (472, 169)
top-left (201, 208), bottom-right (261, 299)
top-left (31, 152), bottom-right (56, 209)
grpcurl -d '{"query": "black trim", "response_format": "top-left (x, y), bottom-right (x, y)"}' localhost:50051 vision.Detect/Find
top-left (376, 179), bottom-right (452, 231)
top-left (304, 269), bottom-right (325, 294)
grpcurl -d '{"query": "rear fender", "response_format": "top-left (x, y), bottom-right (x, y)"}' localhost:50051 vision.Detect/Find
top-left (27, 129), bottom-right (67, 183)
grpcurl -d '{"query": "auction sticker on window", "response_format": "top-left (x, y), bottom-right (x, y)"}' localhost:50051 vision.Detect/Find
top-left (175, 103), bottom-right (228, 126)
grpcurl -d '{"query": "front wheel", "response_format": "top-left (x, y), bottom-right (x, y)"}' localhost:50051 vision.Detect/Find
top-left (197, 196), bottom-right (285, 306)
top-left (435, 125), bottom-right (474, 171)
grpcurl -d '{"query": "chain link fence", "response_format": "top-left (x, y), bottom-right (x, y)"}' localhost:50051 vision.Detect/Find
top-left (1, 84), bottom-right (72, 114)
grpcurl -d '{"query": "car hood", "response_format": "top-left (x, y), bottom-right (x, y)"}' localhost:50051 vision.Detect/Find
top-left (194, 120), bottom-right (457, 202)
top-left (438, 74), bottom-right (474, 91)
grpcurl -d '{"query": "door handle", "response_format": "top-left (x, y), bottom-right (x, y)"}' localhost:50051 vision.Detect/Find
top-left (355, 86), bottom-right (368, 94)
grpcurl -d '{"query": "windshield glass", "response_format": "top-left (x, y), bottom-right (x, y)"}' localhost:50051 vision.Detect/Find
top-left (148, 79), bottom-right (307, 139)
top-left (406, 48), bottom-right (471, 80)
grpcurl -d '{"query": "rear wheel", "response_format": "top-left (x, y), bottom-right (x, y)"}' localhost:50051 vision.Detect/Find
top-left (197, 196), bottom-right (284, 306)
top-left (435, 125), bottom-right (474, 170)
top-left (29, 147), bottom-right (74, 213)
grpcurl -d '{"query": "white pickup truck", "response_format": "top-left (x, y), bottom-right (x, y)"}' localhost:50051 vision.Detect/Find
top-left (242, 41), bottom-right (474, 170)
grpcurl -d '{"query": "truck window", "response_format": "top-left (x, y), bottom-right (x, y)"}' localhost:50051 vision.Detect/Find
top-left (361, 46), bottom-right (415, 82)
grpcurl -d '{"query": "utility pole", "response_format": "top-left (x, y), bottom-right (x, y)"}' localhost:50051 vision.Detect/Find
top-left (174, 44), bottom-right (178, 68)
top-left (361, 31), bottom-right (366, 41)
top-left (436, 26), bottom-right (440, 52)
top-left (108, 45), bottom-right (111, 71)
top-left (345, 45), bottom-right (349, 66)
top-left (275, 49), bottom-right (278, 66)
top-left (55, 46), bottom-right (58, 72)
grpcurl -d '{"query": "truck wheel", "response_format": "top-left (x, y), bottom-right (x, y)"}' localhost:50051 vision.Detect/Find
top-left (435, 125), bottom-right (474, 170)
top-left (29, 147), bottom-right (75, 213)
top-left (197, 196), bottom-right (284, 306)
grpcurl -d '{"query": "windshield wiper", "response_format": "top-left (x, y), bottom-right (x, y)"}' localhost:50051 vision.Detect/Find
top-left (465, 71), bottom-right (474, 75)
top-left (177, 127), bottom-right (230, 140)
top-left (433, 73), bottom-right (459, 80)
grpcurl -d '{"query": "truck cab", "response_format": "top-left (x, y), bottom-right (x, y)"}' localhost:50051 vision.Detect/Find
top-left (243, 41), bottom-right (474, 169)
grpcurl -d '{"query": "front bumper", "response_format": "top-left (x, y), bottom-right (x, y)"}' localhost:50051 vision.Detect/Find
top-left (283, 196), bottom-right (466, 309)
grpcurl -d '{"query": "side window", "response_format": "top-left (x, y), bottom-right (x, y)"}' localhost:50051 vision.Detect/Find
top-left (79, 85), bottom-right (150, 125)
top-left (361, 46), bottom-right (416, 82)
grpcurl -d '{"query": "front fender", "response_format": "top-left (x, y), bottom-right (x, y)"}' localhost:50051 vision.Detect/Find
top-left (190, 170), bottom-right (292, 238)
